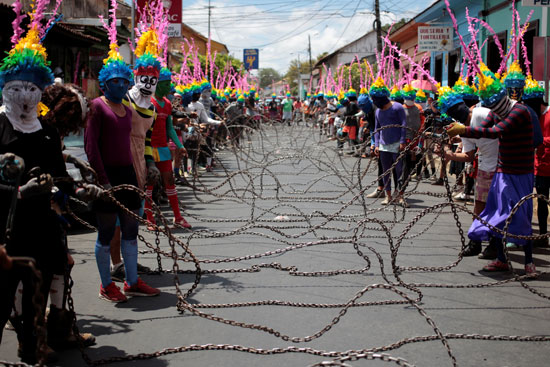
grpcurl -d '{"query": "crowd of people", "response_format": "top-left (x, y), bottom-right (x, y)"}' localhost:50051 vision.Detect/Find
top-left (0, 0), bottom-right (267, 363)
top-left (0, 0), bottom-right (549, 364)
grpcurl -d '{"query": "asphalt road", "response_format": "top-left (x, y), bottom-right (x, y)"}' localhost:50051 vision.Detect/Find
top-left (1, 123), bottom-right (550, 367)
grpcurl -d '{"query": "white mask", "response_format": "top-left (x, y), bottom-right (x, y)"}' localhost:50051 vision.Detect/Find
top-left (2, 80), bottom-right (43, 133)
top-left (128, 73), bottom-right (158, 108)
top-left (404, 99), bottom-right (415, 106)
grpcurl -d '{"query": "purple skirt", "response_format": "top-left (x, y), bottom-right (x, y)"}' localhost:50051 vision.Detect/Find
top-left (468, 172), bottom-right (533, 246)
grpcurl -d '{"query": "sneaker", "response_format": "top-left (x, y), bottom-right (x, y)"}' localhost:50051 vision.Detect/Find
top-left (110, 263), bottom-right (125, 282)
top-left (381, 197), bottom-right (391, 205)
top-left (478, 243), bottom-right (498, 259)
top-left (366, 189), bottom-right (385, 198)
top-left (124, 278), bottom-right (160, 297)
top-left (174, 217), bottom-right (192, 229)
top-left (532, 237), bottom-right (549, 248)
top-left (398, 197), bottom-right (409, 208)
top-left (431, 178), bottom-right (444, 186)
top-left (453, 192), bottom-right (471, 201)
top-left (99, 282), bottom-right (127, 303)
top-left (524, 263), bottom-right (537, 279)
top-left (482, 260), bottom-right (510, 272)
top-left (137, 263), bottom-right (151, 274)
top-left (505, 242), bottom-right (519, 250)
top-left (462, 240), bottom-right (482, 257)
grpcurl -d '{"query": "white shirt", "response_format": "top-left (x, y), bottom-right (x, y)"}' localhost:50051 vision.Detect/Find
top-left (187, 101), bottom-right (220, 125)
top-left (461, 106), bottom-right (499, 173)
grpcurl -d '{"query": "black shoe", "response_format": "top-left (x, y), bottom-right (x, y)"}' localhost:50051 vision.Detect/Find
top-left (478, 242), bottom-right (498, 259)
top-left (111, 263), bottom-right (125, 282)
top-left (532, 237), bottom-right (549, 248)
top-left (137, 263), bottom-right (151, 274)
top-left (431, 178), bottom-right (444, 186)
top-left (462, 240), bottom-right (482, 256)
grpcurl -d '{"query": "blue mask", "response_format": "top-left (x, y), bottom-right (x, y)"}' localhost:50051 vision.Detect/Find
top-left (372, 96), bottom-right (390, 108)
top-left (104, 78), bottom-right (129, 103)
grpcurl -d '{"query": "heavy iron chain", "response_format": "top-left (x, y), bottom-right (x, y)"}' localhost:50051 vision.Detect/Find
top-left (3, 121), bottom-right (550, 367)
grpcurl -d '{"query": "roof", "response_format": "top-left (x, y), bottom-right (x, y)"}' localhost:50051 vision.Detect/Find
top-left (54, 23), bottom-right (101, 43)
top-left (389, 20), bottom-right (428, 43)
top-left (314, 29), bottom-right (378, 68)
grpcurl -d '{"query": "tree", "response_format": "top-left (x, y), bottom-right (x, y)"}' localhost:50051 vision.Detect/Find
top-left (284, 59), bottom-right (309, 95)
top-left (259, 68), bottom-right (282, 89)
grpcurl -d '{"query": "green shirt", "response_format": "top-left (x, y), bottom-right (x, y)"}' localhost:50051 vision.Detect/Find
top-left (282, 98), bottom-right (293, 112)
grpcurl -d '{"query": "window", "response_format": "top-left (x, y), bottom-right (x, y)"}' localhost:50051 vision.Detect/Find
top-left (435, 55), bottom-right (443, 83)
top-left (518, 20), bottom-right (538, 75)
top-left (487, 31), bottom-right (507, 73)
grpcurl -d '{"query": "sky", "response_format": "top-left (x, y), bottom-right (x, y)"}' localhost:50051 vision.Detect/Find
top-left (130, 0), bottom-right (438, 74)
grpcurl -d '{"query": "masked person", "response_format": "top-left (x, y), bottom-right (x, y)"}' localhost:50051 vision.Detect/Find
top-left (522, 76), bottom-right (550, 248)
top-left (84, 30), bottom-right (160, 303)
top-left (370, 78), bottom-right (407, 206)
top-left (0, 10), bottom-right (101, 363)
top-left (439, 84), bottom-right (498, 259)
top-left (447, 64), bottom-right (536, 277)
top-left (144, 67), bottom-right (191, 229)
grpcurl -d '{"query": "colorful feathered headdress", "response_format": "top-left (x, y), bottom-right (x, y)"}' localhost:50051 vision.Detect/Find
top-left (476, 63), bottom-right (507, 107)
top-left (0, 0), bottom-right (62, 90)
top-left (523, 74), bottom-right (545, 100)
top-left (98, 0), bottom-right (132, 84)
top-left (369, 77), bottom-right (390, 98)
top-left (389, 85), bottom-right (404, 101)
top-left (134, 0), bottom-right (169, 77)
top-left (401, 84), bottom-right (416, 100)
top-left (452, 76), bottom-right (477, 101)
top-left (503, 60), bottom-right (526, 89)
top-left (437, 85), bottom-right (463, 114)
top-left (415, 89), bottom-right (427, 103)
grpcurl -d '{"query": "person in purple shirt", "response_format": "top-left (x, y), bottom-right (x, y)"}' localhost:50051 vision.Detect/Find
top-left (370, 83), bottom-right (407, 206)
top-left (84, 54), bottom-right (160, 303)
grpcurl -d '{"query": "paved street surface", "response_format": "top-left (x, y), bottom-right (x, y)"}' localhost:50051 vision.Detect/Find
top-left (2, 124), bottom-right (550, 367)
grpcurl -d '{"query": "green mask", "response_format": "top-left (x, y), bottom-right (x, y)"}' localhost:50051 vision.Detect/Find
top-left (155, 80), bottom-right (171, 98)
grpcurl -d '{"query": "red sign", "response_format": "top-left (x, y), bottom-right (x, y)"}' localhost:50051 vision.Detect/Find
top-left (136, 0), bottom-right (182, 37)
top-left (136, 0), bottom-right (181, 24)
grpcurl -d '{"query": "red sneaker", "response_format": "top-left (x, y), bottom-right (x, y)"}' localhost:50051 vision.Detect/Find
top-left (482, 260), bottom-right (509, 272)
top-left (124, 278), bottom-right (160, 297)
top-left (174, 217), bottom-right (192, 229)
top-left (99, 282), bottom-right (128, 303)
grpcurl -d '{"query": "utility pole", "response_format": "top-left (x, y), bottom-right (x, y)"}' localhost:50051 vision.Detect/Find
top-left (308, 34), bottom-right (313, 75)
top-left (207, 0), bottom-right (212, 39)
top-left (130, 0), bottom-right (135, 65)
top-left (374, 0), bottom-right (382, 53)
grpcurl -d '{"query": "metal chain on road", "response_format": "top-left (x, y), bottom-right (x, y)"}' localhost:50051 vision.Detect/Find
top-left (3, 122), bottom-right (550, 367)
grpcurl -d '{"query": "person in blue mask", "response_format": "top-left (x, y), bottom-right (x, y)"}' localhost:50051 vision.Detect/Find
top-left (84, 45), bottom-right (160, 303)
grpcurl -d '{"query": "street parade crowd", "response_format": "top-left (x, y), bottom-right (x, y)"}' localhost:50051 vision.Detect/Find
top-left (0, 0), bottom-right (549, 365)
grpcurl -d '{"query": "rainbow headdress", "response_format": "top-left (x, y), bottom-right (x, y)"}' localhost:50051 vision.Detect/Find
top-left (133, 0), bottom-right (169, 78)
top-left (437, 85), bottom-right (463, 115)
top-left (401, 84), bottom-right (416, 100)
top-left (286, 91), bottom-right (291, 97)
top-left (523, 75), bottom-right (545, 100)
top-left (98, 0), bottom-right (132, 84)
top-left (476, 63), bottom-right (507, 107)
top-left (357, 87), bottom-right (373, 114)
top-left (345, 88), bottom-right (357, 99)
top-left (452, 76), bottom-right (477, 101)
top-left (0, 0), bottom-right (61, 90)
top-left (389, 85), bottom-right (404, 101)
top-left (503, 60), bottom-right (526, 89)
top-left (415, 89), bottom-right (427, 103)
top-left (369, 77), bottom-right (390, 98)
top-left (200, 79), bottom-right (212, 92)
top-left (158, 67), bottom-right (171, 82)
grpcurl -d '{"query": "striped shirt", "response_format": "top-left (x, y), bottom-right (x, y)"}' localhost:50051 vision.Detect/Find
top-left (462, 103), bottom-right (533, 174)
